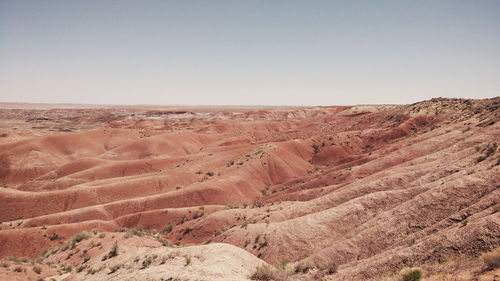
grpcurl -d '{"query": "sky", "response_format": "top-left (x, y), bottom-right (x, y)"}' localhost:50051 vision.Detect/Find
top-left (0, 0), bottom-right (499, 106)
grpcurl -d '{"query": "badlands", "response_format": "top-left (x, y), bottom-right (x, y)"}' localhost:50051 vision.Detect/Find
top-left (0, 98), bottom-right (498, 281)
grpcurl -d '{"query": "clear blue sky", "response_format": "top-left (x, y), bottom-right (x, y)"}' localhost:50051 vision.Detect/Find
top-left (1, 0), bottom-right (499, 105)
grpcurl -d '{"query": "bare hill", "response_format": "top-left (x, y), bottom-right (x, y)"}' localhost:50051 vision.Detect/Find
top-left (0, 98), bottom-right (499, 280)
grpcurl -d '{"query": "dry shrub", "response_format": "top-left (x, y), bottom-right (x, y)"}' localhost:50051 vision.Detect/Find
top-left (250, 264), bottom-right (274, 280)
top-left (33, 265), bottom-right (42, 274)
top-left (102, 241), bottom-right (119, 261)
top-left (400, 267), bottom-right (422, 281)
top-left (72, 231), bottom-right (90, 243)
top-left (161, 223), bottom-right (173, 234)
top-left (250, 263), bottom-right (292, 281)
top-left (13, 266), bottom-right (26, 272)
top-left (481, 248), bottom-right (500, 270)
top-left (294, 262), bottom-right (310, 273)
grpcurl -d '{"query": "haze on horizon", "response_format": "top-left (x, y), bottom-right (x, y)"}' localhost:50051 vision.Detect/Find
top-left (1, 0), bottom-right (499, 106)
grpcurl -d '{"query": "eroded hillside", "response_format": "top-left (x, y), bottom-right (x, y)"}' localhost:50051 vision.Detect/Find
top-left (0, 98), bottom-right (499, 281)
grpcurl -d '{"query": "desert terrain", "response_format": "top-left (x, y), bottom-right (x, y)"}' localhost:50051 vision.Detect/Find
top-left (0, 98), bottom-right (498, 281)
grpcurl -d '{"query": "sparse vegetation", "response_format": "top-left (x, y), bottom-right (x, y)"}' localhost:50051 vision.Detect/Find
top-left (82, 251), bottom-right (90, 264)
top-left (241, 220), bottom-right (249, 229)
top-left (179, 215), bottom-right (188, 224)
top-left (312, 143), bottom-right (320, 153)
top-left (73, 231), bottom-right (90, 243)
top-left (141, 256), bottom-right (153, 269)
top-left (261, 185), bottom-right (270, 196)
top-left (102, 241), bottom-right (119, 261)
top-left (7, 256), bottom-right (30, 263)
top-left (192, 211), bottom-right (204, 219)
top-left (168, 252), bottom-right (177, 259)
top-left (252, 200), bottom-right (264, 208)
top-left (87, 267), bottom-right (97, 275)
top-left (161, 223), bottom-right (173, 234)
top-left (492, 203), bottom-right (500, 213)
top-left (184, 254), bottom-right (191, 266)
top-left (224, 204), bottom-right (239, 209)
top-left (33, 265), bottom-right (42, 274)
top-left (294, 262), bottom-right (310, 273)
top-left (406, 238), bottom-right (416, 246)
top-left (48, 232), bottom-right (60, 241)
top-left (400, 267), bottom-right (422, 281)
top-left (76, 265), bottom-right (87, 272)
top-left (160, 256), bottom-right (168, 264)
top-left (277, 258), bottom-right (289, 269)
top-left (13, 266), bottom-right (25, 272)
top-left (477, 155), bottom-right (487, 162)
top-left (250, 264), bottom-right (274, 280)
top-left (326, 263), bottom-right (337, 274)
top-left (42, 247), bottom-right (60, 258)
top-left (108, 263), bottom-right (123, 274)
top-left (476, 142), bottom-right (497, 162)
top-left (62, 264), bottom-right (72, 273)
top-left (60, 240), bottom-right (75, 252)
top-left (157, 237), bottom-right (172, 247)
top-left (129, 226), bottom-right (147, 237)
top-left (481, 248), bottom-right (500, 270)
